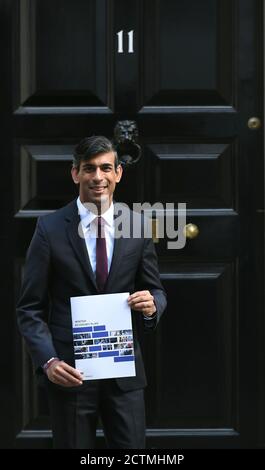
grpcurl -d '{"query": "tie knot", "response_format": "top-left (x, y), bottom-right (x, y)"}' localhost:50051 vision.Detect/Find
top-left (96, 216), bottom-right (105, 238)
top-left (97, 216), bottom-right (104, 227)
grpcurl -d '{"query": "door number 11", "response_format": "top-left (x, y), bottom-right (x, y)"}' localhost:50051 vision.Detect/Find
top-left (117, 30), bottom-right (134, 54)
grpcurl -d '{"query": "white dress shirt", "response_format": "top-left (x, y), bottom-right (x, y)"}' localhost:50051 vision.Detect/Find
top-left (77, 197), bottom-right (115, 274)
top-left (76, 197), bottom-right (155, 320)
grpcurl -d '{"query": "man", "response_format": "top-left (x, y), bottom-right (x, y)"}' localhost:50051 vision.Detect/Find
top-left (17, 136), bottom-right (167, 449)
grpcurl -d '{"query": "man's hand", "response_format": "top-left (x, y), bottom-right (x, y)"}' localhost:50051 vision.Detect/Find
top-left (128, 290), bottom-right (156, 317)
top-left (46, 360), bottom-right (83, 387)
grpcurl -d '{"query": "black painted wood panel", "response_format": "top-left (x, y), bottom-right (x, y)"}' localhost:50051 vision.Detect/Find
top-left (0, 0), bottom-right (263, 449)
top-left (17, 0), bottom-right (109, 108)
top-left (146, 142), bottom-right (236, 208)
top-left (141, 0), bottom-right (234, 109)
top-left (150, 265), bottom-right (236, 428)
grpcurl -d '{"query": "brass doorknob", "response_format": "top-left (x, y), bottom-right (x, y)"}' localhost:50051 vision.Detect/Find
top-left (183, 223), bottom-right (199, 239)
top-left (248, 117), bottom-right (261, 130)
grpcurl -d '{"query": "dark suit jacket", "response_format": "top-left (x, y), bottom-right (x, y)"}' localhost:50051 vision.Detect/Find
top-left (17, 200), bottom-right (167, 392)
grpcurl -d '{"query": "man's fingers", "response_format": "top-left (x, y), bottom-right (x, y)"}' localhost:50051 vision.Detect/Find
top-left (52, 374), bottom-right (73, 386)
top-left (128, 292), bottom-right (154, 307)
top-left (128, 290), bottom-right (152, 301)
top-left (59, 361), bottom-right (83, 379)
top-left (129, 298), bottom-right (154, 307)
top-left (51, 372), bottom-right (82, 386)
top-left (48, 361), bottom-right (83, 386)
top-left (127, 291), bottom-right (157, 316)
top-left (131, 300), bottom-right (152, 308)
top-left (54, 365), bottom-right (82, 383)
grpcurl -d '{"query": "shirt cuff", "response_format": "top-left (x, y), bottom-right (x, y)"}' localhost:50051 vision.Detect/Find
top-left (143, 312), bottom-right (157, 320)
top-left (42, 357), bottom-right (60, 373)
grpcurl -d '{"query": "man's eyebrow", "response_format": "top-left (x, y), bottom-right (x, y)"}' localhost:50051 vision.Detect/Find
top-left (82, 163), bottom-right (95, 168)
top-left (82, 162), bottom-right (114, 168)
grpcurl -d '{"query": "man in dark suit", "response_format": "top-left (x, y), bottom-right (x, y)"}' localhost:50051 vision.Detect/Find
top-left (17, 136), bottom-right (167, 449)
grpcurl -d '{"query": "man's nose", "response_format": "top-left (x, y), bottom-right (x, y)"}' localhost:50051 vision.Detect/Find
top-left (93, 167), bottom-right (103, 180)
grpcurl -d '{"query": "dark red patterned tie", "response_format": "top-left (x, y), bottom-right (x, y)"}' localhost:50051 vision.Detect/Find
top-left (96, 217), bottom-right (108, 292)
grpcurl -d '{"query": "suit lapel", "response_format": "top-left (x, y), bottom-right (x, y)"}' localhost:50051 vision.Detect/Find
top-left (105, 235), bottom-right (124, 292)
top-left (65, 202), bottom-right (98, 291)
top-left (104, 203), bottom-right (129, 292)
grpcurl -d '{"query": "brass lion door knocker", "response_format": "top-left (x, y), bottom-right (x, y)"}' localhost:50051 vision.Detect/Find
top-left (113, 120), bottom-right (142, 167)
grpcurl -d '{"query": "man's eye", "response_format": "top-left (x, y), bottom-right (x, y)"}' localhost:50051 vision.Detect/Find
top-left (102, 166), bottom-right (112, 171)
top-left (82, 165), bottom-right (113, 172)
top-left (84, 167), bottom-right (94, 172)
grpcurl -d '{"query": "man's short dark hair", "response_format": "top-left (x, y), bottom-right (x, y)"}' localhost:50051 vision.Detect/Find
top-left (73, 136), bottom-right (119, 170)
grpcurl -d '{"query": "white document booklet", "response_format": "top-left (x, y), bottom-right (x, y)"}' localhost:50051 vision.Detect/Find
top-left (70, 292), bottom-right (136, 381)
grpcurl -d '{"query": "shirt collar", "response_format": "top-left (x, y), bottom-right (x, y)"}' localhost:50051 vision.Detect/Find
top-left (77, 197), bottom-right (114, 229)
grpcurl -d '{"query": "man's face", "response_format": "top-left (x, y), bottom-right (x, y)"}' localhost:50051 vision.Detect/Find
top-left (71, 152), bottom-right (122, 209)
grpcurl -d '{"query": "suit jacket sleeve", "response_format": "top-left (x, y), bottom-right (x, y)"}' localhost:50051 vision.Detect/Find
top-left (16, 217), bottom-right (58, 372)
top-left (136, 236), bottom-right (167, 331)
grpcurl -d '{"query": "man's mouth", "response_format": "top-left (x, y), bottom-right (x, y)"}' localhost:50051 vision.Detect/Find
top-left (90, 186), bottom-right (107, 190)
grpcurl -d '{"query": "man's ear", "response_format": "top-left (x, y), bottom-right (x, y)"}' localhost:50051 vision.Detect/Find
top-left (71, 166), bottom-right (80, 185)
top-left (115, 164), bottom-right (123, 183)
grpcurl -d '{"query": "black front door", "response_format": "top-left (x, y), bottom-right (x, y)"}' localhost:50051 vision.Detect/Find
top-left (0, 0), bottom-right (263, 448)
